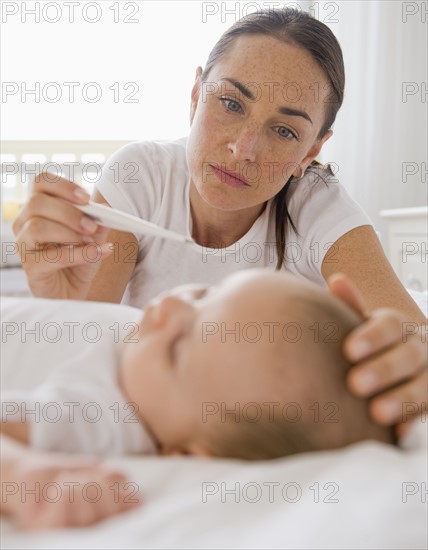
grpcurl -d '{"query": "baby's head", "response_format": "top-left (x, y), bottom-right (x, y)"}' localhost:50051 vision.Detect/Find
top-left (119, 270), bottom-right (395, 460)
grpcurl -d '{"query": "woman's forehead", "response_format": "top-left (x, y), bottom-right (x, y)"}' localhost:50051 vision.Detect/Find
top-left (210, 35), bottom-right (326, 85)
top-left (206, 35), bottom-right (330, 120)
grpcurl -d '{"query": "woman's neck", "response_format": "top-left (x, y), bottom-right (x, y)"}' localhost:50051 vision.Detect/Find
top-left (189, 183), bottom-right (266, 248)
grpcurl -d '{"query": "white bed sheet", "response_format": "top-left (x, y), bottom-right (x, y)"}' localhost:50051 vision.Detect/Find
top-left (1, 293), bottom-right (427, 549)
top-left (2, 427), bottom-right (427, 550)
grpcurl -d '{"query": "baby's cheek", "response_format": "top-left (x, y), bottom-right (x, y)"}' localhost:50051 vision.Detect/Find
top-left (118, 346), bottom-right (144, 404)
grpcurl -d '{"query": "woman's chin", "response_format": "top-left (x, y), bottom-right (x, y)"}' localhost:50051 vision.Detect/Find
top-left (197, 185), bottom-right (253, 212)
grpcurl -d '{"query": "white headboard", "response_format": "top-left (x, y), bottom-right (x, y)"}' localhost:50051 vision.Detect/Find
top-left (1, 140), bottom-right (131, 267)
top-left (1, 140), bottom-right (131, 198)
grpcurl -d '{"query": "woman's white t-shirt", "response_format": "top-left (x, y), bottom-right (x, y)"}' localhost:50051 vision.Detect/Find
top-left (97, 137), bottom-right (373, 308)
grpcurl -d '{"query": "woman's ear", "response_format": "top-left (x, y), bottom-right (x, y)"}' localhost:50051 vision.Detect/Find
top-left (293, 129), bottom-right (333, 177)
top-left (190, 66), bottom-right (203, 125)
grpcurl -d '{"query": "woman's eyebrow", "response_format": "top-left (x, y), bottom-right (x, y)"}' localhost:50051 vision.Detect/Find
top-left (277, 106), bottom-right (313, 125)
top-left (222, 78), bottom-right (313, 125)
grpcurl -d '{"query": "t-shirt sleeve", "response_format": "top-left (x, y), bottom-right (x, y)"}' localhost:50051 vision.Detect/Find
top-left (287, 167), bottom-right (375, 283)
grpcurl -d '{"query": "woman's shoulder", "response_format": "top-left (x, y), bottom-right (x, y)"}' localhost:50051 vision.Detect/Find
top-left (287, 161), bottom-right (354, 207)
top-left (285, 160), bottom-right (373, 242)
top-left (114, 136), bottom-right (187, 164)
top-left (301, 161), bottom-right (339, 188)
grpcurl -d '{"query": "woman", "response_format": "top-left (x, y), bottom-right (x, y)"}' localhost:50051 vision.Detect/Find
top-left (12, 9), bottom-right (426, 428)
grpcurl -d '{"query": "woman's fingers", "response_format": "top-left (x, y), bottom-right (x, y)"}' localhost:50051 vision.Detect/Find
top-left (32, 172), bottom-right (90, 203)
top-left (327, 272), bottom-right (369, 318)
top-left (21, 240), bottom-right (113, 301)
top-left (340, 299), bottom-right (427, 428)
top-left (22, 242), bottom-right (113, 274)
top-left (15, 215), bottom-right (112, 279)
top-left (13, 192), bottom-right (97, 238)
top-left (343, 308), bottom-right (408, 362)
top-left (16, 217), bottom-right (96, 249)
top-left (347, 328), bottom-right (426, 397)
top-left (368, 371), bottom-right (428, 426)
top-left (346, 324), bottom-right (427, 426)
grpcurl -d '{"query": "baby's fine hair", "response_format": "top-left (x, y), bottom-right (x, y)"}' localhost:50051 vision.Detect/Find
top-left (202, 290), bottom-right (395, 460)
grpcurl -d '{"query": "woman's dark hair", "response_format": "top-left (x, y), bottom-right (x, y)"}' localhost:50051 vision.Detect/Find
top-left (200, 8), bottom-right (345, 269)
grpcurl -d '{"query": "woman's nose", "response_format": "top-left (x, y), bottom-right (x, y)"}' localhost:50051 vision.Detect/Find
top-left (228, 124), bottom-right (261, 162)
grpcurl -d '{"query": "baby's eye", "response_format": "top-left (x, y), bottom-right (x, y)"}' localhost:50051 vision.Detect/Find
top-left (170, 333), bottom-right (187, 365)
top-left (220, 97), bottom-right (242, 113)
top-left (170, 336), bottom-right (181, 364)
top-left (275, 126), bottom-right (297, 140)
top-left (194, 286), bottom-right (210, 299)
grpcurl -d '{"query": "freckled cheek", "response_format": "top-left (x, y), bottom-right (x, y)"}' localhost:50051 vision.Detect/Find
top-left (253, 157), bottom-right (297, 192)
top-left (195, 99), bottom-right (230, 136)
top-left (189, 114), bottom-right (225, 177)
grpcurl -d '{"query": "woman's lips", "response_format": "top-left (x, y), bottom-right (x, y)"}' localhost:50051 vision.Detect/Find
top-left (210, 165), bottom-right (250, 188)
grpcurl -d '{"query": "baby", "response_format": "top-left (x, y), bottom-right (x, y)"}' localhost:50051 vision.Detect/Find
top-left (0, 270), bottom-right (395, 527)
top-left (118, 268), bottom-right (395, 459)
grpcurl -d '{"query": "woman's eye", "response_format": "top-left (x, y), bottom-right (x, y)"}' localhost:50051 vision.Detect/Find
top-left (220, 97), bottom-right (242, 113)
top-left (276, 126), bottom-right (297, 140)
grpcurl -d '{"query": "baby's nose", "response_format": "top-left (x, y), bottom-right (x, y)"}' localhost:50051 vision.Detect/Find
top-left (156, 295), bottom-right (195, 328)
top-left (138, 303), bottom-right (159, 333)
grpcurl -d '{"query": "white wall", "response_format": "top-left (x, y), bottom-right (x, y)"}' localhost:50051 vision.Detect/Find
top-left (1, 1), bottom-right (240, 140)
top-left (317, 0), bottom-right (427, 235)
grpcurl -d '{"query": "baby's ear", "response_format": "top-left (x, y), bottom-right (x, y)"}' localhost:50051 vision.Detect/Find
top-left (161, 444), bottom-right (211, 457)
top-left (186, 443), bottom-right (212, 457)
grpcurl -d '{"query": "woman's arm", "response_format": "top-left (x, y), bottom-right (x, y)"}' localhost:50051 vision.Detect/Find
top-left (322, 225), bottom-right (426, 324)
top-left (0, 421), bottom-right (29, 444)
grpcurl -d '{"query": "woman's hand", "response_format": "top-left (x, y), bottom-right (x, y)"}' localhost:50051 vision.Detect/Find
top-left (12, 173), bottom-right (113, 300)
top-left (3, 453), bottom-right (141, 530)
top-left (328, 273), bottom-right (427, 436)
